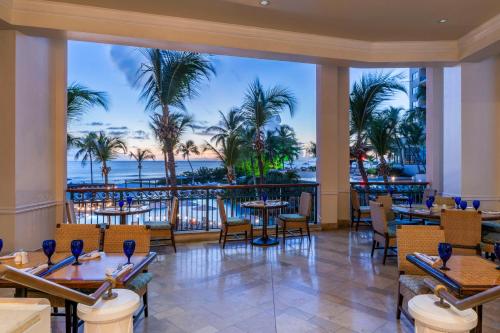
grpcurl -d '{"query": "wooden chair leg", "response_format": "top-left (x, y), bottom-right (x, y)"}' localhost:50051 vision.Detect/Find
top-left (371, 240), bottom-right (376, 257)
top-left (223, 228), bottom-right (228, 249)
top-left (245, 231), bottom-right (248, 243)
top-left (143, 292), bottom-right (149, 317)
top-left (171, 230), bottom-right (177, 253)
top-left (306, 223), bottom-right (311, 241)
top-left (65, 301), bottom-right (71, 333)
top-left (219, 229), bottom-right (223, 243)
top-left (282, 222), bottom-right (286, 241)
top-left (356, 211), bottom-right (361, 231)
top-left (396, 281), bottom-right (403, 319)
top-left (299, 228), bottom-right (303, 238)
top-left (382, 237), bottom-right (389, 265)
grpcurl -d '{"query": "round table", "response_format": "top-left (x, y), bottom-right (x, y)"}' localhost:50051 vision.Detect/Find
top-left (94, 205), bottom-right (152, 225)
top-left (241, 200), bottom-right (288, 246)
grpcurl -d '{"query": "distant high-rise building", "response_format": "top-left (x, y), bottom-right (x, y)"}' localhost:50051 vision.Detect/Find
top-left (409, 68), bottom-right (426, 109)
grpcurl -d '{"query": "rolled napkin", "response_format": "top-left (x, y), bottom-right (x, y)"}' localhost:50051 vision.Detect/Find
top-left (79, 250), bottom-right (101, 261)
top-left (0, 254), bottom-right (16, 260)
top-left (105, 263), bottom-right (134, 279)
top-left (414, 252), bottom-right (442, 268)
top-left (20, 264), bottom-right (49, 275)
top-left (483, 210), bottom-right (500, 214)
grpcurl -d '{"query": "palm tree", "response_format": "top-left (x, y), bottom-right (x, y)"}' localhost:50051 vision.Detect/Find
top-left (366, 107), bottom-right (400, 183)
top-left (93, 131), bottom-right (127, 185)
top-left (204, 134), bottom-right (242, 184)
top-left (74, 132), bottom-right (98, 183)
top-left (67, 83), bottom-right (109, 147)
top-left (241, 79), bottom-right (296, 184)
top-left (240, 126), bottom-right (258, 184)
top-left (275, 125), bottom-right (301, 169)
top-left (306, 141), bottom-right (316, 157)
top-left (399, 116), bottom-right (426, 173)
top-left (205, 108), bottom-right (244, 146)
top-left (149, 112), bottom-right (195, 185)
top-left (129, 148), bottom-right (155, 187)
top-left (349, 72), bottom-right (406, 184)
top-left (176, 140), bottom-right (200, 184)
top-left (136, 49), bottom-right (215, 186)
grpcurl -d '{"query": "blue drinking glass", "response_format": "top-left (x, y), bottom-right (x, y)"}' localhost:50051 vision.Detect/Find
top-left (126, 196), bottom-right (133, 209)
top-left (0, 239), bottom-right (3, 255)
top-left (408, 197), bottom-right (414, 208)
top-left (494, 243), bottom-right (500, 270)
top-left (438, 242), bottom-right (453, 271)
top-left (71, 239), bottom-right (84, 266)
top-left (118, 200), bottom-right (125, 211)
top-left (459, 200), bottom-right (468, 210)
top-left (472, 200), bottom-right (480, 211)
top-left (42, 239), bottom-right (56, 265)
top-left (388, 187), bottom-right (394, 196)
top-left (123, 240), bottom-right (136, 264)
top-left (454, 196), bottom-right (461, 208)
top-left (425, 199), bottom-right (433, 211)
top-left (429, 196), bottom-right (435, 204)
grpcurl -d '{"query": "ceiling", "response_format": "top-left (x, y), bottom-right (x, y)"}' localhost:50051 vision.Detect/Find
top-left (45, 0), bottom-right (500, 41)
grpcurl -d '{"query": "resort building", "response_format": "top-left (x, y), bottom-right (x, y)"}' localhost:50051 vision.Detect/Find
top-left (0, 1), bottom-right (499, 332)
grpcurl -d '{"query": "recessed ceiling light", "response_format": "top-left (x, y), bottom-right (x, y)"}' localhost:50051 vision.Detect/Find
top-left (438, 19), bottom-right (448, 23)
top-left (260, 0), bottom-right (270, 6)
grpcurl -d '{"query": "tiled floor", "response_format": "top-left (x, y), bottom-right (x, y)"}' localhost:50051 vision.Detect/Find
top-left (52, 229), bottom-right (499, 332)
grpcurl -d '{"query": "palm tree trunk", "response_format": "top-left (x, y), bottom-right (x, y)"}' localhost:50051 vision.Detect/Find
top-left (250, 156), bottom-right (257, 185)
top-left (227, 165), bottom-right (235, 184)
top-left (103, 162), bottom-right (109, 185)
top-left (379, 157), bottom-right (389, 185)
top-left (162, 150), bottom-right (169, 185)
top-left (167, 148), bottom-right (177, 186)
top-left (187, 157), bottom-right (195, 184)
top-left (89, 152), bottom-right (94, 184)
top-left (257, 152), bottom-right (265, 185)
top-left (138, 163), bottom-right (142, 187)
top-left (356, 155), bottom-right (369, 184)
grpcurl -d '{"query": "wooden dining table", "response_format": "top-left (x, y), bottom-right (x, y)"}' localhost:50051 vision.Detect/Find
top-left (407, 254), bottom-right (500, 332)
top-left (393, 204), bottom-right (500, 222)
top-left (0, 250), bottom-right (156, 333)
top-left (241, 200), bottom-right (288, 246)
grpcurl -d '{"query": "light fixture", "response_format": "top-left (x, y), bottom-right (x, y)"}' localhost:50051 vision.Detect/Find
top-left (438, 18), bottom-right (448, 23)
top-left (260, 0), bottom-right (270, 6)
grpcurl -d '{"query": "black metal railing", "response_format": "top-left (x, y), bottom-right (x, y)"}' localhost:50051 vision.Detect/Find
top-left (350, 181), bottom-right (430, 206)
top-left (67, 183), bottom-right (318, 231)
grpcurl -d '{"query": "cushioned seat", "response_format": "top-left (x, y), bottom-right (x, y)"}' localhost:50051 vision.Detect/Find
top-left (482, 221), bottom-right (500, 233)
top-left (389, 218), bottom-right (422, 226)
top-left (277, 213), bottom-right (307, 222)
top-left (482, 232), bottom-right (500, 244)
top-left (424, 220), bottom-right (440, 226)
top-left (359, 206), bottom-right (370, 213)
top-left (144, 221), bottom-right (172, 230)
top-left (399, 275), bottom-right (436, 295)
top-left (127, 272), bottom-right (153, 294)
top-left (227, 217), bottom-right (250, 225)
top-left (387, 223), bottom-right (397, 237)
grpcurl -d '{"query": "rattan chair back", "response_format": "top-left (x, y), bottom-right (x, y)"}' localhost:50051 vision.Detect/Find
top-left (350, 189), bottom-right (361, 211)
top-left (103, 225), bottom-right (151, 253)
top-left (441, 209), bottom-right (482, 254)
top-left (396, 225), bottom-right (444, 275)
top-left (370, 201), bottom-right (388, 243)
top-left (168, 197), bottom-right (179, 228)
top-left (216, 196), bottom-right (227, 225)
top-left (298, 192), bottom-right (312, 218)
top-left (376, 195), bottom-right (394, 220)
top-left (435, 196), bottom-right (455, 207)
top-left (65, 200), bottom-right (77, 224)
top-left (54, 224), bottom-right (101, 253)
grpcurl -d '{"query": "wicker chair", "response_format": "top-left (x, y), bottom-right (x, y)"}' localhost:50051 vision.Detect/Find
top-left (422, 188), bottom-right (437, 203)
top-left (350, 189), bottom-right (371, 231)
top-left (435, 196), bottom-right (455, 207)
top-left (369, 201), bottom-right (397, 265)
top-left (276, 192), bottom-right (312, 241)
top-left (54, 223), bottom-right (102, 252)
top-left (377, 195), bottom-right (421, 226)
top-left (216, 196), bottom-right (252, 248)
top-left (65, 200), bottom-right (77, 224)
top-left (144, 197), bottom-right (179, 252)
top-left (103, 225), bottom-right (152, 318)
top-left (396, 225), bottom-right (444, 321)
top-left (441, 209), bottom-right (482, 255)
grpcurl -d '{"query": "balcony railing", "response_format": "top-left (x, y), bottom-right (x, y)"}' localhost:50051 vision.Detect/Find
top-left (350, 181), bottom-right (430, 206)
top-left (67, 183), bottom-right (319, 231)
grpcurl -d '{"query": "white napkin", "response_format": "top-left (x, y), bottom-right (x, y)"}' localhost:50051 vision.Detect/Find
top-left (20, 264), bottom-right (49, 275)
top-left (414, 252), bottom-right (442, 268)
top-left (0, 254), bottom-right (15, 260)
top-left (105, 264), bottom-right (134, 279)
top-left (79, 250), bottom-right (101, 262)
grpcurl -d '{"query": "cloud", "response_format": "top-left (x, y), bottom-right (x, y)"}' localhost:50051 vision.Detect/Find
top-left (109, 45), bottom-right (142, 87)
top-left (131, 130), bottom-right (150, 140)
top-left (86, 121), bottom-right (104, 126)
top-left (107, 126), bottom-right (128, 130)
top-left (108, 130), bottom-right (128, 136)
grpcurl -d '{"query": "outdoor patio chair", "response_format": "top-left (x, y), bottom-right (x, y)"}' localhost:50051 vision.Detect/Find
top-left (350, 188), bottom-right (371, 231)
top-left (396, 225), bottom-right (443, 322)
top-left (144, 197), bottom-right (179, 252)
top-left (65, 200), bottom-right (77, 224)
top-left (376, 195), bottom-right (421, 226)
top-left (441, 209), bottom-right (482, 255)
top-left (216, 196), bottom-right (252, 248)
top-left (369, 201), bottom-right (397, 265)
top-left (103, 224), bottom-right (152, 318)
top-left (276, 192), bottom-right (312, 241)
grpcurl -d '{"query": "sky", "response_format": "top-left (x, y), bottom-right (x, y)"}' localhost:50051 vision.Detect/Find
top-left (67, 41), bottom-right (409, 161)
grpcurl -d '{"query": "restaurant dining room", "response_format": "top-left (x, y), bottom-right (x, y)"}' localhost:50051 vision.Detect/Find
top-left (1, 0), bottom-right (500, 332)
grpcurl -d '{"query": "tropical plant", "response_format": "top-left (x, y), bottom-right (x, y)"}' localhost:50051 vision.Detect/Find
top-left (306, 141), bottom-right (316, 157)
top-left (149, 112), bottom-right (195, 185)
top-left (203, 134), bottom-right (242, 184)
top-left (129, 148), bottom-right (155, 187)
top-left (349, 71), bottom-right (406, 184)
top-left (67, 83), bottom-right (109, 147)
top-left (205, 108), bottom-right (244, 146)
top-left (176, 140), bottom-right (200, 184)
top-left (136, 49), bottom-right (215, 185)
top-left (239, 126), bottom-right (258, 185)
top-left (241, 79), bottom-right (296, 184)
top-left (93, 131), bottom-right (127, 185)
top-left (274, 125), bottom-right (301, 169)
top-left (74, 132), bottom-right (98, 183)
top-left (366, 107), bottom-right (400, 183)
top-left (399, 117), bottom-right (426, 173)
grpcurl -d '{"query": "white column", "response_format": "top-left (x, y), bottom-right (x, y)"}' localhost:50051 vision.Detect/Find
top-left (442, 56), bottom-right (500, 209)
top-left (0, 30), bottom-right (67, 251)
top-left (316, 64), bottom-right (350, 228)
top-left (426, 67), bottom-right (444, 193)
